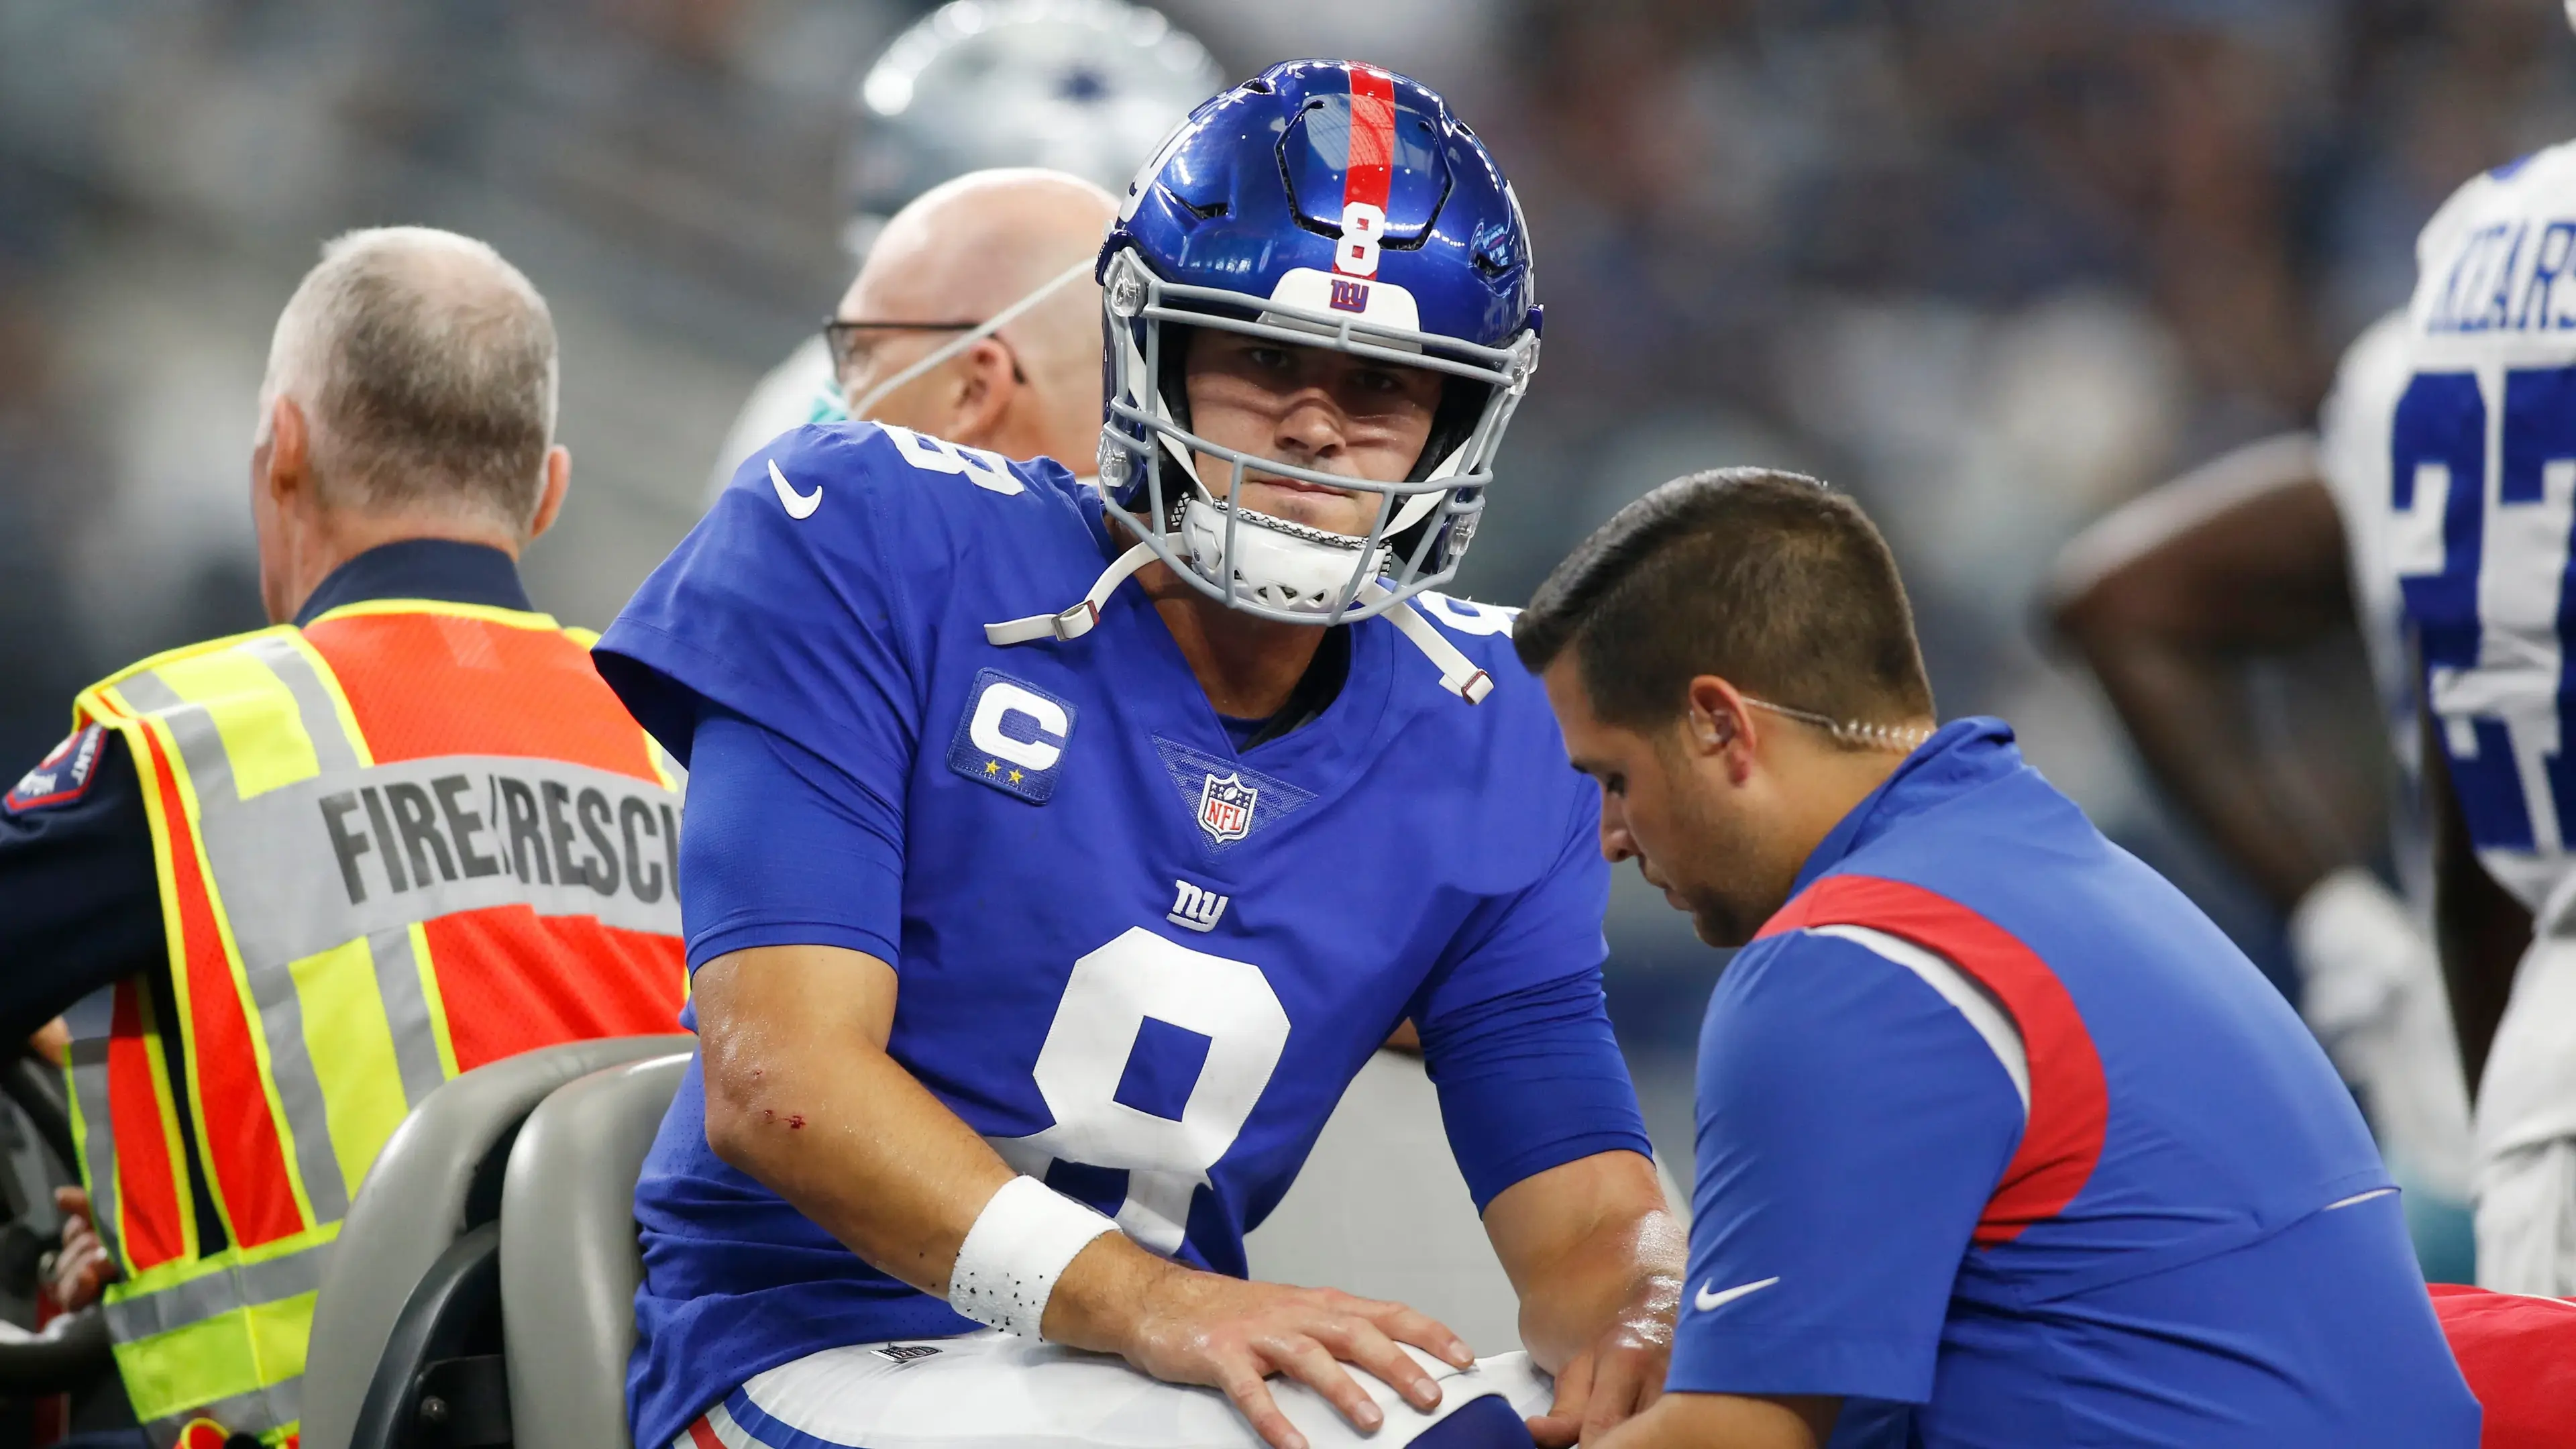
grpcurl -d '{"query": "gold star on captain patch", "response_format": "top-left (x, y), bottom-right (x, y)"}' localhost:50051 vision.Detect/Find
top-left (1008, 769), bottom-right (1024, 784)
top-left (984, 760), bottom-right (1000, 775)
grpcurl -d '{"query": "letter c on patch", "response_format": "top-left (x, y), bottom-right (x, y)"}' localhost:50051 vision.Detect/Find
top-left (969, 682), bottom-right (1070, 771)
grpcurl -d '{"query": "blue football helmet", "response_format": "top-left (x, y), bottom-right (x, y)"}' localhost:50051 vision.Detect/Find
top-left (1089, 61), bottom-right (1539, 676)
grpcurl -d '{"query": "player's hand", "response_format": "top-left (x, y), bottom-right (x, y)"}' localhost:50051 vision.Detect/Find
top-left (1527, 1277), bottom-right (1678, 1448)
top-left (1118, 1267), bottom-right (1475, 1449)
top-left (48, 1187), bottom-right (115, 1313)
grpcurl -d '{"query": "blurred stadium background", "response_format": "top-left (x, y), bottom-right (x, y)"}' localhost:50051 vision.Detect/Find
top-left (3, 0), bottom-right (2570, 1179)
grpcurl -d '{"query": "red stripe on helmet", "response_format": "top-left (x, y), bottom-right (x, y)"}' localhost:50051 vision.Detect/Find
top-left (1344, 64), bottom-right (1396, 216)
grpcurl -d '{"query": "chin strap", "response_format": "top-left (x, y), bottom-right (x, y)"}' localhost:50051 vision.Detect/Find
top-left (984, 541), bottom-right (1162, 645)
top-left (983, 547), bottom-right (1493, 706)
top-left (1366, 581), bottom-right (1493, 704)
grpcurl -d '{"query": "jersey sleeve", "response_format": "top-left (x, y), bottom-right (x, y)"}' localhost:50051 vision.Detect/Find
top-left (0, 726), bottom-right (166, 1041)
top-left (676, 705), bottom-right (905, 971)
top-left (594, 423), bottom-right (934, 781)
top-left (596, 425), bottom-right (939, 967)
top-left (1668, 930), bottom-right (2025, 1405)
top-left (1411, 777), bottom-right (1646, 1208)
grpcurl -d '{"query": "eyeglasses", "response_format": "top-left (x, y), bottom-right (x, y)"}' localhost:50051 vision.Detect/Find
top-left (818, 258), bottom-right (1095, 415)
top-left (820, 318), bottom-right (985, 382)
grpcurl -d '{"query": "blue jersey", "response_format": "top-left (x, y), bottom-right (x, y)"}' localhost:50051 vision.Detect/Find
top-left (1672, 721), bottom-right (2478, 1447)
top-left (595, 423), bottom-right (1648, 1449)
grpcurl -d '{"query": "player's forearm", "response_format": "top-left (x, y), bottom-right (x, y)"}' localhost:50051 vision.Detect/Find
top-left (1589, 1391), bottom-right (1835, 1449)
top-left (2047, 458), bottom-right (2367, 910)
top-left (2084, 642), bottom-right (2340, 910)
top-left (1513, 1208), bottom-right (1685, 1372)
top-left (1487, 1152), bottom-right (1686, 1372)
top-left (695, 945), bottom-right (1016, 1295)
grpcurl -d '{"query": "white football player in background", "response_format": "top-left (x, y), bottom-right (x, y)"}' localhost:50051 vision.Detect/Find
top-left (2048, 313), bottom-right (2477, 1282)
top-left (704, 0), bottom-right (1222, 497)
top-left (2385, 0), bottom-right (2576, 1294)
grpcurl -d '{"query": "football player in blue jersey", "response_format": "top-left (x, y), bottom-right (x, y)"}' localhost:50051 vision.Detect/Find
top-left (595, 60), bottom-right (1684, 1449)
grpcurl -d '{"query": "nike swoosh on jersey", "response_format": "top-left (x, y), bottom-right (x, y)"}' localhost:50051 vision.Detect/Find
top-left (1693, 1277), bottom-right (1780, 1313)
top-left (769, 458), bottom-right (822, 519)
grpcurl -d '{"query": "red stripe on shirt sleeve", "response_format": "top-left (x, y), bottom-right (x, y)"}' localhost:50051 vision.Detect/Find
top-left (1758, 873), bottom-right (2109, 1245)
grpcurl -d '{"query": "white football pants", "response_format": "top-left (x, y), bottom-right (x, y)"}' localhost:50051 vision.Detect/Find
top-left (675, 1332), bottom-right (1555, 1449)
top-left (2475, 927), bottom-right (2576, 1293)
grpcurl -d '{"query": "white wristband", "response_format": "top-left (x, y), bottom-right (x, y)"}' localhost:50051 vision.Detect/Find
top-left (948, 1175), bottom-right (1118, 1338)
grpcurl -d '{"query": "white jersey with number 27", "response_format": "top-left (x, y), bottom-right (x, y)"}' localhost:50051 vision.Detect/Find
top-left (2392, 138), bottom-right (2576, 918)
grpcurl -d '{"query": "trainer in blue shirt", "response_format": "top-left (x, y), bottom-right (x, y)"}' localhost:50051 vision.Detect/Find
top-left (1515, 468), bottom-right (2480, 1449)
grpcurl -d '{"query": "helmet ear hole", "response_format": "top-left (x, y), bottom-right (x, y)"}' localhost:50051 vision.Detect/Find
top-left (1411, 376), bottom-right (1487, 484)
top-left (1155, 322), bottom-right (1199, 445)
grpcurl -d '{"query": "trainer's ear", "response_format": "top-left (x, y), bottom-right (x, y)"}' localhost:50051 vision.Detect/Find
top-left (1683, 676), bottom-right (1760, 783)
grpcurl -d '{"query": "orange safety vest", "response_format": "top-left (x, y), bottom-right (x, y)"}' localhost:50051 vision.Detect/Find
top-left (60, 598), bottom-right (688, 1447)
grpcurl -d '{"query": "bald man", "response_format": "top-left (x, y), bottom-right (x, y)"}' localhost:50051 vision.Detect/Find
top-left (706, 168), bottom-right (1116, 496)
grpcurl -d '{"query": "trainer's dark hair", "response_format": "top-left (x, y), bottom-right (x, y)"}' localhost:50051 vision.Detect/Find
top-left (1515, 468), bottom-right (1933, 739)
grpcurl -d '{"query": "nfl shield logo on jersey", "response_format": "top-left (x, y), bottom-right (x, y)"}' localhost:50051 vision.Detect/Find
top-left (1197, 772), bottom-right (1258, 844)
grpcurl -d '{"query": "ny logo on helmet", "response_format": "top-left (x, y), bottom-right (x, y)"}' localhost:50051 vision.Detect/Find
top-left (1197, 772), bottom-right (1258, 844)
top-left (1329, 278), bottom-right (1371, 313)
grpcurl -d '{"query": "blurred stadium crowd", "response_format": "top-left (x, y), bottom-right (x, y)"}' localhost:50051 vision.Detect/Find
top-left (4, 0), bottom-right (2575, 1157)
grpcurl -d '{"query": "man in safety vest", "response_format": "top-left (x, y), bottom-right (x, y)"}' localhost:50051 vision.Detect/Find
top-left (0, 225), bottom-right (688, 1448)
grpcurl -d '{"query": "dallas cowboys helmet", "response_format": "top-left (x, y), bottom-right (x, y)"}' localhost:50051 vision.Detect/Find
top-left (1093, 60), bottom-right (1541, 643)
top-left (845, 0), bottom-right (1224, 257)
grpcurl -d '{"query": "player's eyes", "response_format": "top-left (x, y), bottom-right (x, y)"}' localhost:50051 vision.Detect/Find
top-left (1602, 774), bottom-right (1625, 798)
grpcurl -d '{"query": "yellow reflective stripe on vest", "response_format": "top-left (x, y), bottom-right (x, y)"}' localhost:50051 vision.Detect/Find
top-left (104, 1239), bottom-right (328, 1342)
top-left (125, 1338), bottom-right (306, 1446)
top-left (113, 1283), bottom-right (313, 1430)
top-left (302, 596), bottom-right (562, 633)
top-left (119, 633), bottom-right (365, 800)
top-left (288, 927), bottom-right (445, 1193)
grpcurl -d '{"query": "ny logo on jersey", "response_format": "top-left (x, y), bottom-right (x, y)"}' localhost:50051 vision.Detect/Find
top-left (1167, 879), bottom-right (1230, 933)
top-left (1197, 772), bottom-right (1258, 843)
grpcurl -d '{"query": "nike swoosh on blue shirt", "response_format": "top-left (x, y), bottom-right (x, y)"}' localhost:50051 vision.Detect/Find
top-left (769, 459), bottom-right (822, 519)
top-left (1693, 1276), bottom-right (1781, 1313)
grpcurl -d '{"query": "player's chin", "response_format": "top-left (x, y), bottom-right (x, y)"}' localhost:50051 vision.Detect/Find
top-left (1238, 478), bottom-right (1371, 537)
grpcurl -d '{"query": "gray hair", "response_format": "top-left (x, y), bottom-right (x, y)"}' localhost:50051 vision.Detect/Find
top-left (258, 227), bottom-right (559, 533)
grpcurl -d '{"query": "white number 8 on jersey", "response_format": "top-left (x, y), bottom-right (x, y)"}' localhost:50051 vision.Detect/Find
top-left (988, 928), bottom-right (1290, 1254)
